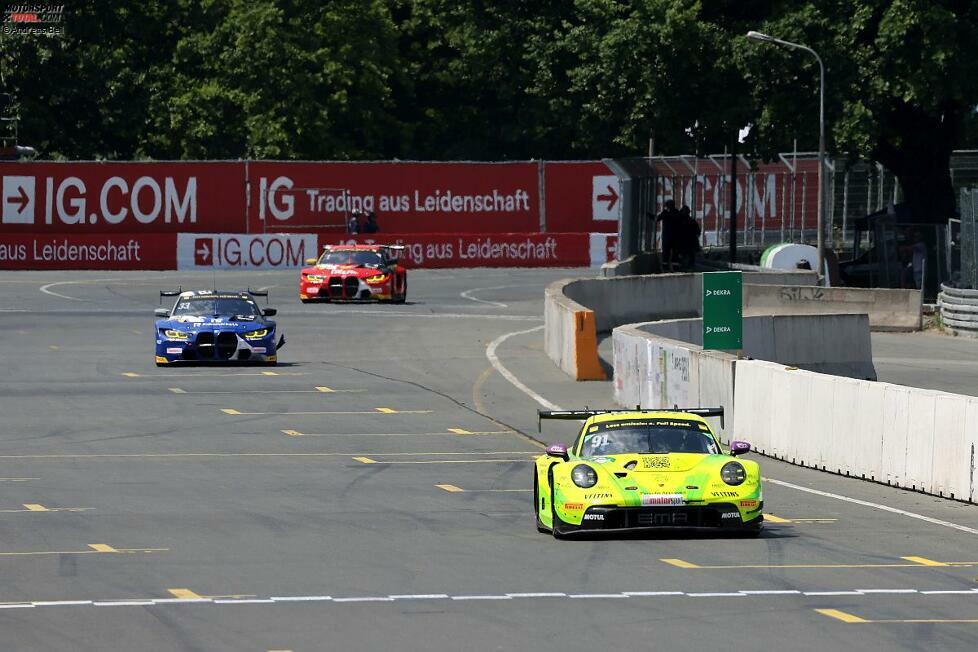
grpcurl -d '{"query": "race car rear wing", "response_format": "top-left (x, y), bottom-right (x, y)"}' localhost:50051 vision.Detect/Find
top-left (159, 287), bottom-right (183, 304)
top-left (537, 407), bottom-right (724, 431)
top-left (247, 288), bottom-right (269, 303)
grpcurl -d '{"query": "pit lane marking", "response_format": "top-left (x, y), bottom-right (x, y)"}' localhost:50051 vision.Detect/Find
top-left (281, 429), bottom-right (514, 437)
top-left (0, 543), bottom-right (166, 557)
top-left (764, 514), bottom-right (837, 524)
top-left (168, 386), bottom-right (364, 395)
top-left (460, 286), bottom-right (511, 308)
top-left (659, 556), bottom-right (976, 570)
top-left (0, 587), bottom-right (973, 611)
top-left (816, 608), bottom-right (978, 625)
top-left (435, 484), bottom-right (531, 493)
top-left (221, 408), bottom-right (432, 416)
top-left (0, 504), bottom-right (92, 513)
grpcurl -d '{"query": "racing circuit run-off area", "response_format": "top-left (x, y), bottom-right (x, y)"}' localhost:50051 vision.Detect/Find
top-left (0, 267), bottom-right (975, 651)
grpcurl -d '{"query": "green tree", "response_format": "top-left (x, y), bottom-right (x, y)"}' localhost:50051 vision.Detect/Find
top-left (732, 0), bottom-right (978, 223)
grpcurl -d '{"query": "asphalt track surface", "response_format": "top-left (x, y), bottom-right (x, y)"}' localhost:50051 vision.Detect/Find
top-left (1, 268), bottom-right (977, 651)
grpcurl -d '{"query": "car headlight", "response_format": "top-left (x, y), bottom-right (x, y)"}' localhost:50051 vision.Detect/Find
top-left (571, 464), bottom-right (598, 488)
top-left (366, 274), bottom-right (389, 283)
top-left (721, 461), bottom-right (746, 486)
top-left (244, 328), bottom-right (270, 340)
top-left (163, 329), bottom-right (190, 340)
top-left (305, 275), bottom-right (324, 283)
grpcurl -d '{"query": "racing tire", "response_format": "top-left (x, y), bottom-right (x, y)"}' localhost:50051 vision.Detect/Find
top-left (533, 474), bottom-right (548, 534)
top-left (155, 362), bottom-right (167, 367)
top-left (739, 518), bottom-right (763, 538)
top-left (393, 277), bottom-right (407, 304)
top-left (549, 473), bottom-right (566, 539)
top-left (300, 298), bottom-right (312, 304)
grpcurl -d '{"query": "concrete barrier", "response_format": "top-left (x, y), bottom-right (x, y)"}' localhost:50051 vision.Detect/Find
top-left (545, 270), bottom-right (819, 379)
top-left (638, 314), bottom-right (876, 379)
top-left (733, 360), bottom-right (978, 503)
top-left (743, 284), bottom-right (922, 331)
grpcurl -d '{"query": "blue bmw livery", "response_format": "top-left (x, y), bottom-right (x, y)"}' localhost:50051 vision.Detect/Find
top-left (154, 289), bottom-right (284, 366)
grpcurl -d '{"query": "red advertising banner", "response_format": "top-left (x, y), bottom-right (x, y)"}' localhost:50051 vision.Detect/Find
top-left (544, 161), bottom-right (617, 234)
top-left (0, 162), bottom-right (244, 234)
top-left (246, 161), bottom-right (540, 234)
top-left (0, 233), bottom-right (176, 269)
top-left (318, 232), bottom-right (592, 268)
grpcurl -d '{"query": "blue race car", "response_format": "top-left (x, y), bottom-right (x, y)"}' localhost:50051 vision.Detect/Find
top-left (154, 289), bottom-right (284, 366)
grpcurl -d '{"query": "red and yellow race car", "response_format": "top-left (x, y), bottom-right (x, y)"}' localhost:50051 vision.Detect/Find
top-left (299, 244), bottom-right (407, 303)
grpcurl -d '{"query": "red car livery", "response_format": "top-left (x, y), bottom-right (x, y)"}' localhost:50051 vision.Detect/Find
top-left (299, 244), bottom-right (407, 303)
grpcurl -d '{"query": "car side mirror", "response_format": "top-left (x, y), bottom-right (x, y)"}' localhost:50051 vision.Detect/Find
top-left (262, 308), bottom-right (277, 317)
top-left (305, 258), bottom-right (318, 265)
top-left (730, 440), bottom-right (751, 456)
top-left (154, 308), bottom-right (169, 318)
top-left (546, 444), bottom-right (569, 461)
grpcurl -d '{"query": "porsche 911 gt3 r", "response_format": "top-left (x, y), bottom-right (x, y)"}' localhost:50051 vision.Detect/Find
top-left (299, 244), bottom-right (407, 303)
top-left (154, 289), bottom-right (284, 366)
top-left (534, 408), bottom-right (762, 538)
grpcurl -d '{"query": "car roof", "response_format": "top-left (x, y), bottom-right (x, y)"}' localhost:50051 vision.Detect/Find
top-left (585, 411), bottom-right (710, 426)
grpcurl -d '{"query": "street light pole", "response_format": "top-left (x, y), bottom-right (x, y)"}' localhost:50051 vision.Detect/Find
top-left (747, 31), bottom-right (826, 283)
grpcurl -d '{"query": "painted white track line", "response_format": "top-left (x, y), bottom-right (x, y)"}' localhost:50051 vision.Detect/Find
top-left (0, 588), bottom-right (971, 611)
top-left (764, 478), bottom-right (978, 535)
top-left (460, 286), bottom-right (510, 308)
top-left (39, 276), bottom-right (165, 301)
top-left (486, 326), bottom-right (563, 411)
top-left (486, 328), bottom-right (978, 536)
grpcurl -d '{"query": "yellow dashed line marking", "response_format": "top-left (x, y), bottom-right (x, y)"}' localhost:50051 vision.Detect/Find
top-left (88, 544), bottom-right (118, 553)
top-left (901, 556), bottom-right (949, 567)
top-left (376, 407), bottom-right (397, 413)
top-left (168, 387), bottom-right (187, 394)
top-left (660, 558), bottom-right (702, 569)
top-left (22, 504), bottom-right (48, 512)
top-left (0, 478), bottom-right (37, 482)
top-left (316, 386), bottom-right (334, 393)
top-left (448, 428), bottom-right (473, 434)
top-left (122, 372), bottom-right (140, 377)
top-left (49, 345), bottom-right (59, 350)
top-left (353, 457), bottom-right (378, 464)
top-left (764, 514), bottom-right (792, 523)
top-left (262, 371), bottom-right (278, 376)
top-left (167, 588), bottom-right (203, 600)
top-left (816, 609), bottom-right (869, 624)
top-left (282, 430), bottom-right (303, 437)
top-left (221, 409), bottom-right (241, 415)
top-left (435, 484), bottom-right (465, 493)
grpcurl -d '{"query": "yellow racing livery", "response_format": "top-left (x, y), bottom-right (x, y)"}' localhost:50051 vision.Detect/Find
top-left (534, 408), bottom-right (762, 538)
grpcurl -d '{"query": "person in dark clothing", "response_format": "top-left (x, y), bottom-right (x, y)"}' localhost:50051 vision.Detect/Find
top-left (677, 205), bottom-right (700, 270)
top-left (362, 211), bottom-right (380, 234)
top-left (654, 200), bottom-right (681, 272)
top-left (348, 210), bottom-right (362, 235)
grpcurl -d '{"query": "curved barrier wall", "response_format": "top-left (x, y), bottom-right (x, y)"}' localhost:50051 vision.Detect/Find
top-left (545, 270), bottom-right (817, 380)
top-left (744, 284), bottom-right (922, 332)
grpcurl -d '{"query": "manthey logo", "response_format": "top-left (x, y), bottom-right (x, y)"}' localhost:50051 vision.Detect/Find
top-left (2, 175), bottom-right (35, 223)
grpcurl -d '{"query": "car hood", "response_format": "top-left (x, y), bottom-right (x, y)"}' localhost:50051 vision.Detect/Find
top-left (303, 264), bottom-right (384, 277)
top-left (584, 453), bottom-right (714, 474)
top-left (155, 316), bottom-right (272, 332)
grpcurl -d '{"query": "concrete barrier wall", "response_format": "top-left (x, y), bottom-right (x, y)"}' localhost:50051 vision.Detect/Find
top-left (733, 360), bottom-right (978, 503)
top-left (743, 284), bottom-right (922, 331)
top-left (544, 282), bottom-right (606, 380)
top-left (637, 314), bottom-right (875, 380)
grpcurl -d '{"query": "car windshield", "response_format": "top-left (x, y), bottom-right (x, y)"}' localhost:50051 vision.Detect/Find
top-left (580, 420), bottom-right (719, 457)
top-left (171, 297), bottom-right (260, 318)
top-left (319, 250), bottom-right (384, 267)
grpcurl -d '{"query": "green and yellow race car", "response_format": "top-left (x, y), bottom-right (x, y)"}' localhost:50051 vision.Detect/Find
top-left (534, 407), bottom-right (762, 538)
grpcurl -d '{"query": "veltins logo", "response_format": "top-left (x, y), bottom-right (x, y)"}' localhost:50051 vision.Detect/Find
top-left (2, 176), bottom-right (35, 224)
top-left (194, 237), bottom-right (213, 266)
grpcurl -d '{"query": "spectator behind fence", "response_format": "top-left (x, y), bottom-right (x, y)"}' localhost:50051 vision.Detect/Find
top-left (678, 205), bottom-right (700, 270)
top-left (362, 211), bottom-right (379, 234)
top-left (348, 210), bottom-right (362, 235)
top-left (654, 200), bottom-right (681, 272)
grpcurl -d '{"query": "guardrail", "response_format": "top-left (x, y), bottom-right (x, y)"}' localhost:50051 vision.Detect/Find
top-left (939, 284), bottom-right (978, 338)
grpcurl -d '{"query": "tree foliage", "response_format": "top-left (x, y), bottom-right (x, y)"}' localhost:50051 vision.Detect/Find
top-left (1, 1), bottom-right (976, 217)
